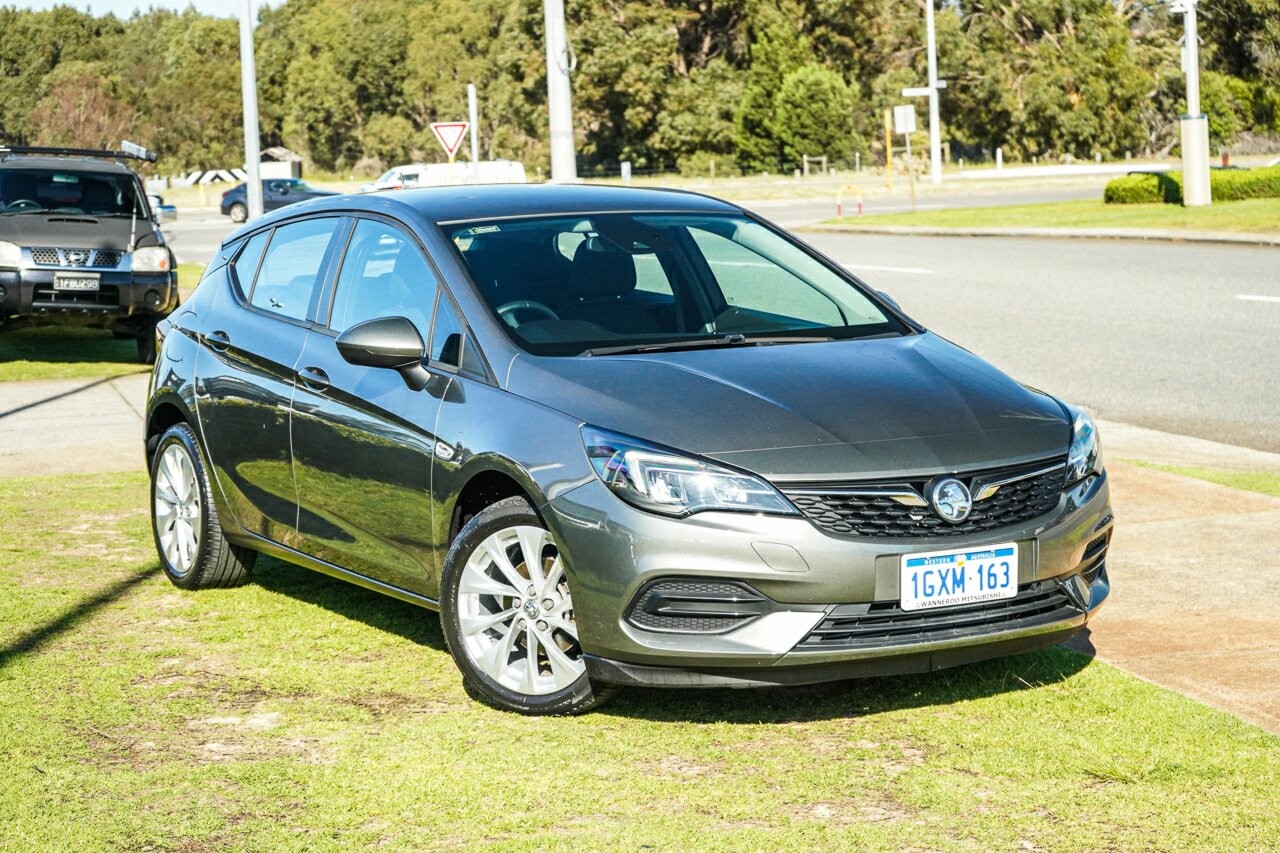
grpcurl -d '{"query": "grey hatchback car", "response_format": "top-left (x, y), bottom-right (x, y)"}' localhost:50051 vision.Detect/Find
top-left (145, 185), bottom-right (1112, 714)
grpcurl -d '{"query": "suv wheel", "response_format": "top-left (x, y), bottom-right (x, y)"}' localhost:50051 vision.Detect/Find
top-left (150, 423), bottom-right (256, 589)
top-left (440, 496), bottom-right (617, 715)
top-left (136, 320), bottom-right (157, 364)
top-left (228, 202), bottom-right (248, 223)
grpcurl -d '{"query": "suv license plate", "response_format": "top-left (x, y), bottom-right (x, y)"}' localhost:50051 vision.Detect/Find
top-left (54, 273), bottom-right (100, 291)
top-left (900, 543), bottom-right (1018, 612)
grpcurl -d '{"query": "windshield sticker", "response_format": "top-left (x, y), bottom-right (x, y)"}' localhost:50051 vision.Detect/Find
top-left (467, 225), bottom-right (501, 235)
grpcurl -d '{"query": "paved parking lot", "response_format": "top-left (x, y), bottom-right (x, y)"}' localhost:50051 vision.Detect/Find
top-left (4, 372), bottom-right (1279, 732)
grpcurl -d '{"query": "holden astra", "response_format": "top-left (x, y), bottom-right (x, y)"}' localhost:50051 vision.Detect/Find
top-left (144, 185), bottom-right (1112, 715)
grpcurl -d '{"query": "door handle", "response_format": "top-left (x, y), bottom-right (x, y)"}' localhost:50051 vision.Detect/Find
top-left (298, 365), bottom-right (330, 392)
top-left (205, 329), bottom-right (231, 352)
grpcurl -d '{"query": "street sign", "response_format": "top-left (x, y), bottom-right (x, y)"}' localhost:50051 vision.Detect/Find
top-left (892, 105), bottom-right (917, 135)
top-left (429, 122), bottom-right (470, 162)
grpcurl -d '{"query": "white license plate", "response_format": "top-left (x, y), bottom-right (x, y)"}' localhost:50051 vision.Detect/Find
top-left (899, 542), bottom-right (1019, 612)
top-left (54, 273), bottom-right (100, 291)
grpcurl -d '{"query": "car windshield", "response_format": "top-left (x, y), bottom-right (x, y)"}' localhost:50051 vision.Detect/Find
top-left (0, 168), bottom-right (145, 217)
top-left (447, 213), bottom-right (906, 357)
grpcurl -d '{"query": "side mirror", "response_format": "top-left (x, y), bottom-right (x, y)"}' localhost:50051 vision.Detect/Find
top-left (878, 290), bottom-right (901, 311)
top-left (335, 316), bottom-right (431, 390)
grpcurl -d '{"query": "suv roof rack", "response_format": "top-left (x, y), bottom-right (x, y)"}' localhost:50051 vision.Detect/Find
top-left (0, 141), bottom-right (158, 164)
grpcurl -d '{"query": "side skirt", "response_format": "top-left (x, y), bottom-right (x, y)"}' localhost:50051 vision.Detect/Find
top-left (232, 529), bottom-right (440, 612)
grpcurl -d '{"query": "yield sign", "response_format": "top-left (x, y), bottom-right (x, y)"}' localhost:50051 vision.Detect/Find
top-left (429, 122), bottom-right (469, 160)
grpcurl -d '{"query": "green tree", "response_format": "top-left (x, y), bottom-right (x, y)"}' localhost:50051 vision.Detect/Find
top-left (772, 63), bottom-right (862, 168)
top-left (733, 17), bottom-right (809, 172)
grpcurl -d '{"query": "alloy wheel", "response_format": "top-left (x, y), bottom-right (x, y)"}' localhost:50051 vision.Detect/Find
top-left (456, 525), bottom-right (585, 695)
top-left (153, 443), bottom-right (202, 575)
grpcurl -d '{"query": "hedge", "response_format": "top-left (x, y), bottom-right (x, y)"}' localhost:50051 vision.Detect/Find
top-left (1104, 165), bottom-right (1280, 204)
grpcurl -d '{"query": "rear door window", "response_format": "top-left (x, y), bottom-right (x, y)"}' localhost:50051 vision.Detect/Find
top-left (249, 217), bottom-right (340, 321)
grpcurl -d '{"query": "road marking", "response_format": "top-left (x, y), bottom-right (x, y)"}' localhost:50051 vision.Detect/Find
top-left (842, 263), bottom-right (934, 276)
top-left (1235, 294), bottom-right (1280, 304)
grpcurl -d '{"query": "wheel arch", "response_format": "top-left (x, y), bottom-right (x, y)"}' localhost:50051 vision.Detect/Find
top-left (447, 461), bottom-right (544, 546)
top-left (144, 394), bottom-right (194, 464)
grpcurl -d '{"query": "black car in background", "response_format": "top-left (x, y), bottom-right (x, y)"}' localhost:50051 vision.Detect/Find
top-left (220, 178), bottom-right (337, 223)
top-left (0, 144), bottom-right (179, 362)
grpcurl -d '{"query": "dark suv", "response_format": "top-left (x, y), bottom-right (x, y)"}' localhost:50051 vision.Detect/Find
top-left (0, 145), bottom-right (179, 362)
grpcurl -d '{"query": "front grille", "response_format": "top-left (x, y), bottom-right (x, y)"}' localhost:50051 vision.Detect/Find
top-left (783, 457), bottom-right (1067, 538)
top-left (33, 285), bottom-right (120, 307)
top-left (626, 579), bottom-right (772, 634)
top-left (797, 581), bottom-right (1081, 651)
top-left (30, 247), bottom-right (122, 268)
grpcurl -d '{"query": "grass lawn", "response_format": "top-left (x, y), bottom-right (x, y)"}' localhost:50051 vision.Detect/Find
top-left (1120, 459), bottom-right (1280, 498)
top-left (826, 197), bottom-right (1280, 233)
top-left (0, 263), bottom-right (203, 382)
top-left (2, 472), bottom-right (1278, 850)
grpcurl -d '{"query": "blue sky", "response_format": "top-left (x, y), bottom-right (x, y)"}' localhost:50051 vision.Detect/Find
top-left (9, 1), bottom-right (275, 18)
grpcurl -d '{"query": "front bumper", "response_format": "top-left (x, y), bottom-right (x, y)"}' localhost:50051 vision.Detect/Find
top-left (543, 470), bottom-right (1113, 687)
top-left (0, 267), bottom-right (178, 323)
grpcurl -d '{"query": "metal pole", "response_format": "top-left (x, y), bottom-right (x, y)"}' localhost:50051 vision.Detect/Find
top-left (925, 0), bottom-right (942, 185)
top-left (467, 83), bottom-right (480, 184)
top-left (1175, 0), bottom-right (1211, 206)
top-left (543, 0), bottom-right (577, 181)
top-left (238, 0), bottom-right (263, 219)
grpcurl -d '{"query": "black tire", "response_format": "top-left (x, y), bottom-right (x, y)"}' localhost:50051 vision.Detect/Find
top-left (440, 496), bottom-right (618, 715)
top-left (136, 320), bottom-right (157, 364)
top-left (228, 202), bottom-right (248, 223)
top-left (150, 422), bottom-right (256, 589)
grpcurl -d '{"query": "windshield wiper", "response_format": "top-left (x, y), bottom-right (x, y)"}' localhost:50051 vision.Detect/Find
top-left (581, 333), bottom-right (835, 357)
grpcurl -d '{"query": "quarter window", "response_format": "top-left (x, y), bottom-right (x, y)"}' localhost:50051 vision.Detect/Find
top-left (328, 219), bottom-right (438, 336)
top-left (250, 217), bottom-right (339, 321)
top-left (231, 230), bottom-right (269, 294)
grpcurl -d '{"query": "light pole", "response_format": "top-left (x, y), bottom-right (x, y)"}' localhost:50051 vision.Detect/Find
top-left (924, 0), bottom-right (942, 185)
top-left (238, 0), bottom-right (263, 219)
top-left (542, 0), bottom-right (577, 182)
top-left (1171, 0), bottom-right (1211, 206)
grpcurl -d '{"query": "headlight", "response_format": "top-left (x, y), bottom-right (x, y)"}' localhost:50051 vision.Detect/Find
top-left (1065, 407), bottom-right (1103, 485)
top-left (131, 246), bottom-right (171, 273)
top-left (0, 241), bottom-right (21, 268)
top-left (582, 426), bottom-right (797, 517)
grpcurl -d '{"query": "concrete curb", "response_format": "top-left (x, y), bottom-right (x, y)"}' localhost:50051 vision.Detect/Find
top-left (804, 223), bottom-right (1280, 247)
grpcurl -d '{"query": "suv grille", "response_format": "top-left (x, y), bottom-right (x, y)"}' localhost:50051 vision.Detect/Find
top-left (782, 457), bottom-right (1067, 538)
top-left (796, 581), bottom-right (1081, 651)
top-left (33, 285), bottom-right (120, 308)
top-left (30, 247), bottom-right (122, 268)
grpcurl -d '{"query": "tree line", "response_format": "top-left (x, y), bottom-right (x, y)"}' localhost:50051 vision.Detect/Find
top-left (0, 0), bottom-right (1275, 176)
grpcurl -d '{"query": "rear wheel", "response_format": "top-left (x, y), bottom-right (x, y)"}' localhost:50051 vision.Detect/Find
top-left (440, 496), bottom-right (617, 715)
top-left (150, 422), bottom-right (255, 589)
top-left (228, 202), bottom-right (248, 223)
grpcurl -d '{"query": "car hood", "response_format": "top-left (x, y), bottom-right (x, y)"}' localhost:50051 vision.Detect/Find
top-left (0, 214), bottom-right (162, 250)
top-left (506, 333), bottom-right (1071, 481)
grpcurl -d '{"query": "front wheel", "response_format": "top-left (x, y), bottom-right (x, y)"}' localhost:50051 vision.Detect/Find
top-left (440, 496), bottom-right (617, 715)
top-left (136, 320), bottom-right (157, 364)
top-left (150, 422), bottom-right (256, 589)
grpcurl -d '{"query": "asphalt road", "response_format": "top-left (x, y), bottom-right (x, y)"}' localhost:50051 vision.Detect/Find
top-left (799, 232), bottom-right (1280, 454)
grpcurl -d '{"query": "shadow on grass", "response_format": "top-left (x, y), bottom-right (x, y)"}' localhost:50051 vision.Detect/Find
top-left (252, 556), bottom-right (447, 652)
top-left (252, 555), bottom-right (1095, 723)
top-left (0, 565), bottom-right (163, 670)
top-left (0, 326), bottom-right (143, 365)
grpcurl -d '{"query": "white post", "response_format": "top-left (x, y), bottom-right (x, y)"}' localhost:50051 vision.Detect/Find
top-left (467, 83), bottom-right (480, 184)
top-left (1175, 0), bottom-right (1211, 206)
top-left (996, 147), bottom-right (1003, 170)
top-left (543, 0), bottom-right (577, 182)
top-left (238, 0), bottom-right (263, 219)
top-left (925, 0), bottom-right (942, 185)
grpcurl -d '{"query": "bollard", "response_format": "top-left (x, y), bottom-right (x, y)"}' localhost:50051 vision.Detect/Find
top-left (1222, 151), bottom-right (1230, 168)
top-left (996, 148), bottom-right (1003, 170)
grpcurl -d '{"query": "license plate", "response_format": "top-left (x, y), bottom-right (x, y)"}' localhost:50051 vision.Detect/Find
top-left (54, 273), bottom-right (100, 291)
top-left (900, 542), bottom-right (1018, 612)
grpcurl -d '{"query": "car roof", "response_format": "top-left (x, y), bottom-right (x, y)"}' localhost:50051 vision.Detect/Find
top-left (0, 154), bottom-right (138, 176)
top-left (395, 183), bottom-right (741, 224)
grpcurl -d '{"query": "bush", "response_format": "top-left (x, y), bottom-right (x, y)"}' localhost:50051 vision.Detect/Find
top-left (676, 150), bottom-right (740, 178)
top-left (1103, 172), bottom-right (1182, 204)
top-left (1210, 165), bottom-right (1280, 201)
top-left (1103, 166), bottom-right (1280, 204)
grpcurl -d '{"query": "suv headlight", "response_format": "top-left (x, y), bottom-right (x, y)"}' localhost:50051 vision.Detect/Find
top-left (132, 246), bottom-right (171, 273)
top-left (582, 426), bottom-right (797, 517)
top-left (0, 241), bottom-right (21, 268)
top-left (1065, 407), bottom-right (1103, 485)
